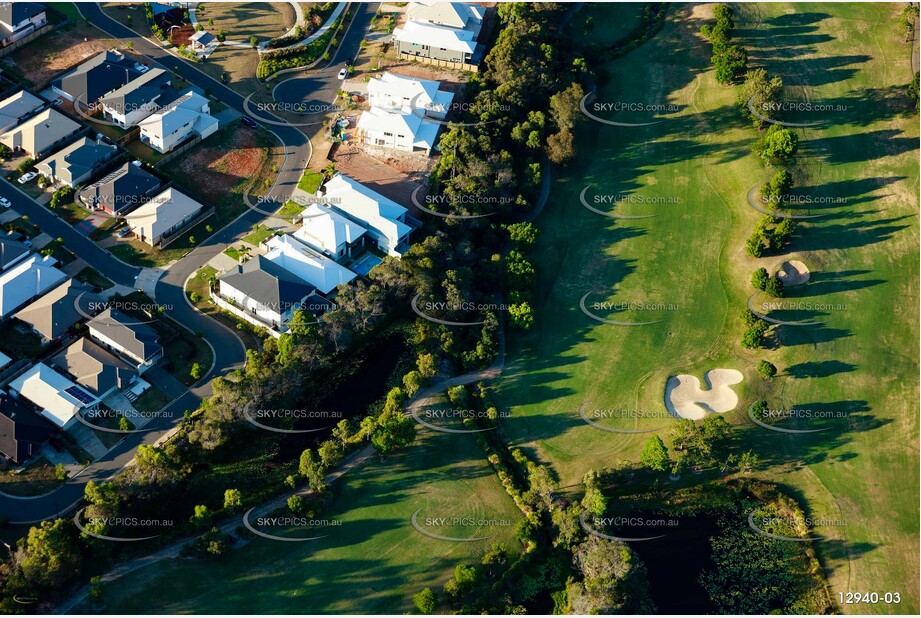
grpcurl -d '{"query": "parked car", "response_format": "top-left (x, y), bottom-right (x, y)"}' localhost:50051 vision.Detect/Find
top-left (0, 197), bottom-right (10, 208)
top-left (117, 227), bottom-right (131, 238)
top-left (17, 171), bottom-right (37, 184)
top-left (241, 116), bottom-right (258, 129)
top-left (337, 67), bottom-right (348, 80)
top-left (134, 63), bottom-right (150, 73)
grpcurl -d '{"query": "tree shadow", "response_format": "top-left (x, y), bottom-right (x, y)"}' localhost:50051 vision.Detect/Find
top-left (784, 360), bottom-right (857, 379)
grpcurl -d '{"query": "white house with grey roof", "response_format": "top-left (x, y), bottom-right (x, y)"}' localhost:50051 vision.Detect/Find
top-left (138, 89), bottom-right (218, 153)
top-left (0, 90), bottom-right (44, 133)
top-left (99, 68), bottom-right (172, 128)
top-left (87, 308), bottom-right (163, 373)
top-left (0, 2), bottom-right (47, 48)
top-left (35, 136), bottom-right (117, 187)
top-left (217, 255), bottom-right (323, 336)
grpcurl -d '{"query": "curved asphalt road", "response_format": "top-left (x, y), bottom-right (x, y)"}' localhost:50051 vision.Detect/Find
top-left (0, 3), bottom-right (377, 524)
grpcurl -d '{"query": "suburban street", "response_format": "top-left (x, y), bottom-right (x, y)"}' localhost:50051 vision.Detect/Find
top-left (0, 2), bottom-right (378, 524)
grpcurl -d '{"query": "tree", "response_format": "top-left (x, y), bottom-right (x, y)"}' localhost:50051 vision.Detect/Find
top-left (761, 170), bottom-right (792, 204)
top-left (506, 222), bottom-right (539, 248)
top-left (757, 360), bottom-right (777, 379)
top-left (640, 435), bottom-right (669, 471)
top-left (756, 125), bottom-right (798, 163)
top-left (287, 494), bottom-right (305, 514)
top-left (250, 35), bottom-right (259, 48)
top-left (413, 587), bottom-right (437, 614)
top-left (909, 71), bottom-right (920, 111)
top-left (216, 29), bottom-right (226, 42)
top-left (223, 488), bottom-right (242, 510)
top-left (118, 416), bottom-right (131, 431)
top-left (190, 362), bottom-right (203, 381)
top-left (745, 232), bottom-right (765, 258)
top-left (738, 450), bottom-right (759, 473)
top-left (402, 370), bottom-right (422, 397)
top-left (751, 267), bottom-right (770, 290)
top-left (298, 448), bottom-right (326, 490)
top-left (740, 307), bottom-right (759, 327)
top-left (738, 69), bottom-right (784, 127)
top-left (190, 504), bottom-right (211, 527)
top-left (14, 519), bottom-right (82, 591)
top-left (742, 321), bottom-right (768, 349)
top-left (581, 469), bottom-right (607, 517)
top-left (546, 126), bottom-right (576, 163)
top-left (765, 276), bottom-right (784, 298)
top-left (713, 45), bottom-right (747, 84)
top-left (318, 439), bottom-right (343, 468)
top-left (899, 5), bottom-right (919, 41)
top-left (508, 302), bottom-right (534, 329)
top-left (89, 575), bottom-right (104, 605)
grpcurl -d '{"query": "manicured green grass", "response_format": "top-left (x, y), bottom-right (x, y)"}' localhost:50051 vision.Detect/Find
top-left (494, 2), bottom-right (918, 612)
top-left (94, 408), bottom-right (522, 614)
top-left (297, 169), bottom-right (324, 194)
top-left (241, 224), bottom-right (276, 246)
top-left (75, 266), bottom-right (114, 291)
top-left (278, 200), bottom-right (304, 218)
top-left (133, 385), bottom-right (173, 415)
top-left (223, 245), bottom-right (242, 261)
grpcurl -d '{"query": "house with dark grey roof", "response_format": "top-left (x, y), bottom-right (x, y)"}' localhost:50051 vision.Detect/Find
top-left (51, 337), bottom-right (138, 399)
top-left (0, 3), bottom-right (47, 48)
top-left (35, 136), bottom-right (117, 188)
top-left (218, 255), bottom-right (319, 335)
top-left (0, 233), bottom-right (30, 272)
top-left (51, 50), bottom-right (141, 105)
top-left (77, 161), bottom-right (161, 215)
top-left (13, 279), bottom-right (95, 343)
top-left (0, 90), bottom-right (44, 133)
top-left (99, 68), bottom-right (172, 128)
top-left (87, 308), bottom-right (163, 373)
top-left (0, 390), bottom-right (50, 465)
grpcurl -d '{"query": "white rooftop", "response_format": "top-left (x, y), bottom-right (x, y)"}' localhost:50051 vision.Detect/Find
top-left (367, 72), bottom-right (454, 116)
top-left (323, 174), bottom-right (412, 251)
top-left (0, 254), bottom-right (66, 318)
top-left (293, 203), bottom-right (367, 256)
top-left (264, 235), bottom-right (358, 295)
top-left (9, 362), bottom-right (94, 428)
top-left (357, 106), bottom-right (440, 151)
top-left (393, 19), bottom-right (477, 54)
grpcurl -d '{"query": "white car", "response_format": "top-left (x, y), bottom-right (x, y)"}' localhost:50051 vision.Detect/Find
top-left (0, 197), bottom-right (10, 208)
top-left (135, 63), bottom-right (150, 73)
top-left (337, 67), bottom-right (348, 80)
top-left (17, 171), bottom-right (36, 184)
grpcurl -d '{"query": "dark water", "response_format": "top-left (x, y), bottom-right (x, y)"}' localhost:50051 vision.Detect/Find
top-left (624, 512), bottom-right (721, 614)
top-left (276, 333), bottom-right (408, 459)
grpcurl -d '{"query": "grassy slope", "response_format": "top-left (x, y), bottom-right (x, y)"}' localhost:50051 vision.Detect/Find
top-left (495, 2), bottom-right (918, 612)
top-left (98, 411), bottom-right (522, 614)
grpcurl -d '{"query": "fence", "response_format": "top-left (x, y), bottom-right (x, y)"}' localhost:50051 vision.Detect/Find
top-left (0, 24), bottom-right (54, 59)
top-left (152, 134), bottom-right (203, 168)
top-left (158, 204), bottom-right (215, 248)
top-left (210, 290), bottom-right (283, 339)
top-left (397, 52), bottom-right (479, 73)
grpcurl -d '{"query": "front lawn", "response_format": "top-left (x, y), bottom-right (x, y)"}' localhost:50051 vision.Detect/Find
top-left (241, 224), bottom-right (276, 246)
top-left (75, 266), bottom-right (114, 291)
top-left (133, 384), bottom-right (174, 415)
top-left (297, 169), bottom-right (324, 193)
top-left (0, 458), bottom-right (65, 497)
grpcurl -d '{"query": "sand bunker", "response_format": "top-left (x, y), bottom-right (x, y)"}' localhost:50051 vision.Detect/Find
top-left (776, 260), bottom-right (810, 286)
top-left (664, 369), bottom-right (744, 420)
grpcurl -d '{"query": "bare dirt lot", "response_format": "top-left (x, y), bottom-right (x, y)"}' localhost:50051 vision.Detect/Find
top-left (2, 23), bottom-right (119, 87)
top-left (328, 143), bottom-right (430, 206)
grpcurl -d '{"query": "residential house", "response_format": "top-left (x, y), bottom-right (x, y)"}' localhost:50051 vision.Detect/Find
top-left (87, 308), bottom-right (163, 373)
top-left (0, 108), bottom-right (81, 158)
top-left (77, 161), bottom-right (162, 215)
top-left (0, 2), bottom-right (47, 48)
top-left (357, 106), bottom-right (440, 155)
top-left (0, 391), bottom-right (50, 465)
top-left (123, 187), bottom-right (204, 246)
top-left (51, 50), bottom-right (141, 105)
top-left (0, 254), bottom-right (66, 319)
top-left (218, 255), bottom-right (320, 334)
top-left (8, 362), bottom-right (96, 429)
top-left (292, 203), bottom-right (367, 260)
top-left (404, 1), bottom-right (484, 33)
top-left (35, 136), bottom-right (117, 187)
top-left (0, 90), bottom-right (44, 133)
top-left (0, 233), bottom-right (30, 272)
top-left (138, 89), bottom-right (218, 153)
top-left (392, 19), bottom-right (479, 67)
top-left (99, 68), bottom-right (172, 128)
top-left (321, 174), bottom-right (417, 256)
top-left (263, 234), bottom-right (358, 296)
top-left (13, 279), bottom-right (95, 343)
top-left (367, 72), bottom-right (454, 120)
top-left (50, 337), bottom-right (138, 400)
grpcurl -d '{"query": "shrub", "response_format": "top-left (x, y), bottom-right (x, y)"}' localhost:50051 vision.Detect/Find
top-left (765, 276), bottom-right (784, 298)
top-left (757, 360), bottom-right (777, 379)
top-left (751, 267), bottom-right (770, 290)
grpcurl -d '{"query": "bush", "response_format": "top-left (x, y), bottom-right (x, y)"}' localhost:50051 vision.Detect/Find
top-left (413, 588), bottom-right (437, 614)
top-left (757, 360), bottom-right (777, 379)
top-left (745, 233), bottom-right (765, 258)
top-left (741, 321), bottom-right (768, 349)
top-left (761, 170), bottom-right (793, 205)
top-left (751, 267), bottom-right (769, 290)
top-left (17, 158), bottom-right (35, 174)
top-left (765, 276), bottom-right (784, 298)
